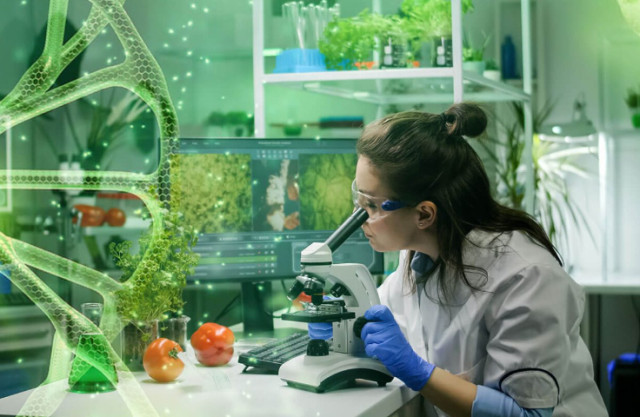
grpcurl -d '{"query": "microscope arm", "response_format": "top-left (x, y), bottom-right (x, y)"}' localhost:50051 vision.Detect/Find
top-left (307, 262), bottom-right (380, 315)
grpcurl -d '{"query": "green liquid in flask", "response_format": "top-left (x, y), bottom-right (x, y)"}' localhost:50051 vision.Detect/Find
top-left (68, 333), bottom-right (118, 393)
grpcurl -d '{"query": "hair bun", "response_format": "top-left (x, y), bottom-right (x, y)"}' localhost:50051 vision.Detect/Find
top-left (443, 102), bottom-right (487, 138)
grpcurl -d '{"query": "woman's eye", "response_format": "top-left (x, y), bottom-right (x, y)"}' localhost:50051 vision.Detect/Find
top-left (364, 200), bottom-right (377, 210)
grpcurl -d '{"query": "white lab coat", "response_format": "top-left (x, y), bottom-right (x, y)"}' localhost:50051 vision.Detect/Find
top-left (378, 229), bottom-right (608, 417)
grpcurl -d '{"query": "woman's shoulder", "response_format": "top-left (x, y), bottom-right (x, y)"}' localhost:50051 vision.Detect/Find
top-left (464, 229), bottom-right (568, 288)
top-left (466, 229), bottom-right (559, 265)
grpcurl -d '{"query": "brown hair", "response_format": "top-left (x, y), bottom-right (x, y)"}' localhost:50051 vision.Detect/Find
top-left (356, 102), bottom-right (561, 301)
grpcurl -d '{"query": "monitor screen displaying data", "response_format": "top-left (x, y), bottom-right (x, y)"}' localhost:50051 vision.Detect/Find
top-left (170, 138), bottom-right (383, 282)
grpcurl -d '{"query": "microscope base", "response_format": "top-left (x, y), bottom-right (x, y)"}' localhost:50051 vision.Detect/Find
top-left (278, 352), bottom-right (393, 393)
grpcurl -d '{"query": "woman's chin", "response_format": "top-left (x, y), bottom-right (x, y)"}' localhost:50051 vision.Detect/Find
top-left (368, 239), bottom-right (384, 252)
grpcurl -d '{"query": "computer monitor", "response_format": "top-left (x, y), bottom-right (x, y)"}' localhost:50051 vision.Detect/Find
top-left (170, 138), bottom-right (383, 334)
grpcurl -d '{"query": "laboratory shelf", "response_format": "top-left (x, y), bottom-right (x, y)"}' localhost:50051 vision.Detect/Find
top-left (261, 67), bottom-right (455, 83)
top-left (253, 0), bottom-right (536, 212)
top-left (263, 70), bottom-right (530, 106)
top-left (81, 218), bottom-right (150, 236)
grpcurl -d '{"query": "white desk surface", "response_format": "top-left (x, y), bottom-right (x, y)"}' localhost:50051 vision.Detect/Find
top-left (0, 327), bottom-right (419, 417)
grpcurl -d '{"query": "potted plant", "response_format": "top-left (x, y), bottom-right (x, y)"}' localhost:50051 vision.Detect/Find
top-left (109, 208), bottom-right (199, 370)
top-left (367, 13), bottom-right (413, 69)
top-left (483, 58), bottom-right (501, 81)
top-left (319, 10), bottom-right (377, 70)
top-left (476, 101), bottom-right (596, 269)
top-left (320, 10), bottom-right (415, 71)
top-left (624, 87), bottom-right (640, 128)
top-left (401, 0), bottom-right (475, 67)
top-left (462, 32), bottom-right (490, 75)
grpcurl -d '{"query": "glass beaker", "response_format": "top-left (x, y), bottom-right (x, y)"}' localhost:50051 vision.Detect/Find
top-left (68, 333), bottom-right (118, 393)
top-left (81, 302), bottom-right (103, 326)
top-left (80, 302), bottom-right (123, 356)
top-left (122, 320), bottom-right (158, 371)
top-left (159, 315), bottom-right (190, 352)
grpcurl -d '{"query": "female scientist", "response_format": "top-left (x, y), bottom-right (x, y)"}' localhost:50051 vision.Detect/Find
top-left (314, 103), bottom-right (608, 417)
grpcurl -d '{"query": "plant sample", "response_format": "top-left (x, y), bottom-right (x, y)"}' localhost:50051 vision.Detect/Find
top-left (319, 10), bottom-right (378, 70)
top-left (298, 153), bottom-right (356, 230)
top-left (169, 153), bottom-right (252, 234)
top-left (366, 12), bottom-right (412, 51)
top-left (109, 208), bottom-right (200, 325)
top-left (477, 102), bottom-right (596, 265)
top-left (319, 0), bottom-right (476, 70)
top-left (401, 0), bottom-right (475, 39)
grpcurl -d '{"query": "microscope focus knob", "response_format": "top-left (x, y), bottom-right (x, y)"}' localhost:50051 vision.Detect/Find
top-left (306, 338), bottom-right (330, 356)
top-left (353, 316), bottom-right (371, 339)
top-left (330, 283), bottom-right (349, 298)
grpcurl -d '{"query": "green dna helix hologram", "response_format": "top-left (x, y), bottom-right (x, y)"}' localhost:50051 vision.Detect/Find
top-left (0, 1), bottom-right (187, 416)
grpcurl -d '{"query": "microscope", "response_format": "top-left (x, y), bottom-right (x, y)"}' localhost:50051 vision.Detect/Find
top-left (278, 208), bottom-right (393, 392)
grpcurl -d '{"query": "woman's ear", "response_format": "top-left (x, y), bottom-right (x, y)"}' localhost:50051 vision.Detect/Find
top-left (416, 201), bottom-right (437, 229)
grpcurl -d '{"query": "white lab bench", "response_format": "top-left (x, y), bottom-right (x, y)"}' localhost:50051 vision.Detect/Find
top-left (0, 321), bottom-right (422, 417)
top-left (572, 272), bottom-right (640, 391)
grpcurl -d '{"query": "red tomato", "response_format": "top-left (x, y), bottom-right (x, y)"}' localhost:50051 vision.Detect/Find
top-left (292, 291), bottom-right (312, 311)
top-left (73, 204), bottom-right (106, 227)
top-left (143, 338), bottom-right (184, 382)
top-left (190, 322), bottom-right (234, 366)
top-left (105, 207), bottom-right (126, 226)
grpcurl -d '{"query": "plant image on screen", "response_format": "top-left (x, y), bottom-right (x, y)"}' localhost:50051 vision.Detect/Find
top-left (298, 153), bottom-right (356, 230)
top-left (170, 153), bottom-right (252, 233)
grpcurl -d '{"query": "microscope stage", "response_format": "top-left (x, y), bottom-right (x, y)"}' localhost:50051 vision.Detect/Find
top-left (278, 352), bottom-right (393, 393)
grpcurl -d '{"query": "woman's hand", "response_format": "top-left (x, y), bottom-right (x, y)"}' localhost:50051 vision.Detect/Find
top-left (361, 305), bottom-right (435, 391)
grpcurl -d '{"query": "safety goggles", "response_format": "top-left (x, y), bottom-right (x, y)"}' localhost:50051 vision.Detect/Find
top-left (351, 180), bottom-right (407, 220)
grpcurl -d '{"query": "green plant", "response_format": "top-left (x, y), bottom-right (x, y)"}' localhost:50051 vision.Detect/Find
top-left (319, 10), bottom-right (378, 70)
top-left (205, 110), bottom-right (254, 136)
top-left (624, 87), bottom-right (640, 108)
top-left (401, 0), bottom-right (475, 39)
top-left (463, 32), bottom-right (490, 62)
top-left (319, 1), bottom-right (476, 70)
top-left (319, 10), bottom-right (414, 70)
top-left (80, 91), bottom-right (149, 170)
top-left (485, 58), bottom-right (499, 71)
top-left (109, 208), bottom-right (200, 324)
top-left (477, 101), bottom-right (596, 263)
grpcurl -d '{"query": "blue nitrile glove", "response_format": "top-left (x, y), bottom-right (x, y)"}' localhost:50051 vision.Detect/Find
top-left (361, 304), bottom-right (435, 391)
top-left (308, 321), bottom-right (333, 340)
top-left (306, 294), bottom-right (334, 340)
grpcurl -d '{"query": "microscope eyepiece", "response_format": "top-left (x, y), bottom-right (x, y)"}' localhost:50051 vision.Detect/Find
top-left (324, 207), bottom-right (368, 253)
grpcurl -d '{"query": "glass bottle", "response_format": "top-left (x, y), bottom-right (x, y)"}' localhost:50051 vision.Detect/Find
top-left (159, 315), bottom-right (191, 352)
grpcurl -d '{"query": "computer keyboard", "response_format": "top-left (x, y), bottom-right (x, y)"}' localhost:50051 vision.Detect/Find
top-left (238, 331), bottom-right (313, 372)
